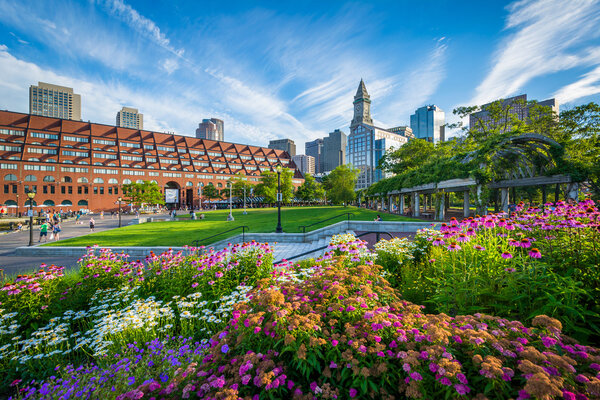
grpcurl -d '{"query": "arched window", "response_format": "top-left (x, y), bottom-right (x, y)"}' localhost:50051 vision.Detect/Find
top-left (217, 183), bottom-right (223, 188)
top-left (186, 182), bottom-right (193, 187)
top-left (4, 174), bottom-right (16, 181)
top-left (150, 180), bottom-right (158, 184)
top-left (77, 200), bottom-right (88, 206)
top-left (136, 179), bottom-right (144, 184)
top-left (25, 175), bottom-right (37, 182)
top-left (62, 176), bottom-right (72, 183)
top-left (4, 200), bottom-right (17, 206)
top-left (108, 178), bottom-right (118, 184)
top-left (43, 200), bottom-right (55, 206)
top-left (77, 177), bottom-right (89, 183)
top-left (43, 176), bottom-right (55, 182)
top-left (27, 158), bottom-right (40, 162)
top-left (123, 179), bottom-right (132, 184)
top-left (59, 200), bottom-right (72, 206)
top-left (24, 199), bottom-right (37, 207)
top-left (93, 178), bottom-right (104, 184)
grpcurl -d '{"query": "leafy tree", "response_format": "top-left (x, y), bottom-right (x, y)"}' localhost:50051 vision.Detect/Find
top-left (229, 174), bottom-right (254, 198)
top-left (202, 183), bottom-right (221, 201)
top-left (122, 181), bottom-right (165, 206)
top-left (255, 169), bottom-right (294, 204)
top-left (296, 174), bottom-right (325, 203)
top-left (324, 165), bottom-right (359, 206)
top-left (378, 139), bottom-right (436, 174)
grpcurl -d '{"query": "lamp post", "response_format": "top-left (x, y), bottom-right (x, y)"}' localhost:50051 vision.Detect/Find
top-left (227, 182), bottom-right (234, 221)
top-left (243, 186), bottom-right (247, 215)
top-left (198, 184), bottom-right (203, 210)
top-left (16, 193), bottom-right (19, 217)
top-left (275, 165), bottom-right (283, 233)
top-left (26, 190), bottom-right (35, 246)
top-left (117, 196), bottom-right (122, 228)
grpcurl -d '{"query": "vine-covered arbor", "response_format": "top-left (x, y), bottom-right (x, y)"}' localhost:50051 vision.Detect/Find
top-left (365, 133), bottom-right (581, 220)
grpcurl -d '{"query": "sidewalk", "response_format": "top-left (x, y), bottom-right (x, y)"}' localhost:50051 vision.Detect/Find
top-left (0, 214), bottom-right (142, 276)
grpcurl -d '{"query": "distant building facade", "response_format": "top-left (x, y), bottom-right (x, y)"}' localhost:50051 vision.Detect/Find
top-left (322, 129), bottom-right (347, 172)
top-left (116, 107), bottom-right (143, 130)
top-left (387, 126), bottom-right (415, 140)
top-left (305, 138), bottom-right (323, 174)
top-left (469, 94), bottom-right (559, 131)
top-left (268, 138), bottom-right (296, 156)
top-left (195, 118), bottom-right (224, 141)
top-left (409, 105), bottom-right (445, 143)
top-left (29, 82), bottom-right (81, 121)
top-left (346, 80), bottom-right (409, 190)
top-left (291, 154), bottom-right (315, 175)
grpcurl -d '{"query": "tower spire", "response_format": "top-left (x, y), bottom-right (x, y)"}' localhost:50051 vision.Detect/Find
top-left (355, 79), bottom-right (369, 99)
top-left (351, 79), bottom-right (373, 128)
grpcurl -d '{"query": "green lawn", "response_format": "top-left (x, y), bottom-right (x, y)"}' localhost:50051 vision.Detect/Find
top-left (46, 206), bottom-right (416, 247)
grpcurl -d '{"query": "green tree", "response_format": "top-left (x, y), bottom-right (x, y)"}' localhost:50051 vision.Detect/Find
top-left (296, 174), bottom-right (325, 203)
top-left (122, 181), bottom-right (165, 206)
top-left (324, 165), bottom-right (359, 206)
top-left (202, 183), bottom-right (221, 201)
top-left (229, 174), bottom-right (254, 198)
top-left (255, 169), bottom-right (294, 204)
top-left (378, 139), bottom-right (436, 174)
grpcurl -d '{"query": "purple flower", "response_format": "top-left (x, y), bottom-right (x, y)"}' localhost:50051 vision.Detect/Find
top-left (159, 373), bottom-right (169, 383)
top-left (349, 388), bottom-right (358, 397)
top-left (501, 252), bottom-right (513, 259)
top-left (331, 339), bottom-right (339, 346)
top-left (127, 376), bottom-right (135, 386)
top-left (330, 361), bottom-right (338, 369)
top-left (447, 243), bottom-right (461, 251)
top-left (528, 248), bottom-right (542, 258)
top-left (410, 372), bottom-right (423, 381)
top-left (221, 344), bottom-right (229, 353)
top-left (541, 336), bottom-right (557, 347)
top-left (454, 383), bottom-right (470, 395)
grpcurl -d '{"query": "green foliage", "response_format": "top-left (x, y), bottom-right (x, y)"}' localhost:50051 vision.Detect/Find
top-left (201, 183), bottom-right (221, 200)
top-left (295, 174), bottom-right (325, 202)
top-left (255, 168), bottom-right (294, 203)
top-left (122, 181), bottom-right (165, 206)
top-left (324, 164), bottom-right (359, 205)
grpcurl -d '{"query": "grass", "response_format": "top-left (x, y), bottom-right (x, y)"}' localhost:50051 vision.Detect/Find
top-left (46, 206), bottom-right (417, 247)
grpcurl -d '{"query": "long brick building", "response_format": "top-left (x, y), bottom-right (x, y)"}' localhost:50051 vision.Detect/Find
top-left (0, 110), bottom-right (302, 213)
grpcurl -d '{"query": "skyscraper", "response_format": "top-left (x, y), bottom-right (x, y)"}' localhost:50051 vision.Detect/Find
top-left (291, 154), bottom-right (315, 175)
top-left (305, 138), bottom-right (323, 174)
top-left (469, 94), bottom-right (559, 131)
top-left (409, 105), bottom-right (445, 143)
top-left (347, 80), bottom-right (409, 190)
top-left (116, 107), bottom-right (144, 129)
top-left (268, 139), bottom-right (296, 156)
top-left (322, 129), bottom-right (347, 173)
top-left (29, 82), bottom-right (81, 120)
top-left (195, 118), bottom-right (224, 141)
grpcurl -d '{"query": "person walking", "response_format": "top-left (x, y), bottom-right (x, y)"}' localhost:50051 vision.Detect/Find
top-left (39, 221), bottom-right (49, 243)
top-left (52, 222), bottom-right (61, 241)
top-left (89, 217), bottom-right (96, 232)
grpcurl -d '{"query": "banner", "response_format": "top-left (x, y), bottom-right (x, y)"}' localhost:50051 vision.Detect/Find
top-left (165, 189), bottom-right (179, 203)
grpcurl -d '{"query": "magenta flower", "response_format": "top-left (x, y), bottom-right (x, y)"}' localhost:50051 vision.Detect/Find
top-left (331, 339), bottom-right (339, 346)
top-left (349, 388), bottom-right (358, 397)
top-left (447, 243), bottom-right (461, 251)
top-left (528, 248), bottom-right (542, 258)
top-left (505, 267), bottom-right (516, 273)
top-left (501, 252), bottom-right (513, 259)
top-left (410, 372), bottom-right (423, 381)
top-left (473, 245), bottom-right (486, 251)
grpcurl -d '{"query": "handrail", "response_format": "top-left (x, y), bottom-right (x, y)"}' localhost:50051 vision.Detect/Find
top-left (274, 230), bottom-right (395, 264)
top-left (298, 212), bottom-right (354, 234)
top-left (191, 225), bottom-right (249, 247)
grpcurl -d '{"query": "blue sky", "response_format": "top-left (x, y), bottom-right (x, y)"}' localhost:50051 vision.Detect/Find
top-left (1, 0), bottom-right (600, 148)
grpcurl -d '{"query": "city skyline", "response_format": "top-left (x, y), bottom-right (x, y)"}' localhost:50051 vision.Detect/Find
top-left (1, 0), bottom-right (600, 148)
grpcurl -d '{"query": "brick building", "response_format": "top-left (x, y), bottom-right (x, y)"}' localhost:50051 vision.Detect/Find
top-left (0, 111), bottom-right (302, 213)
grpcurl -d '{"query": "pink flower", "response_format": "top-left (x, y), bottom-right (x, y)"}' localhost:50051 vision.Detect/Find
top-left (505, 267), bottom-right (516, 273)
top-left (501, 252), bottom-right (513, 259)
top-left (528, 248), bottom-right (542, 258)
top-left (447, 243), bottom-right (461, 251)
top-left (191, 282), bottom-right (199, 288)
top-left (349, 388), bottom-right (358, 397)
top-left (331, 339), bottom-right (339, 346)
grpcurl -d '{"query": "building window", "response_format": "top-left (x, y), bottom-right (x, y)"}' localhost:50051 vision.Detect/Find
top-left (50, 185), bottom-right (55, 194)
top-left (68, 186), bottom-right (72, 194)
top-left (4, 184), bottom-right (8, 194)
top-left (61, 186), bottom-right (66, 194)
top-left (100, 187), bottom-right (104, 195)
top-left (94, 187), bottom-right (98, 195)
top-left (108, 187), bottom-right (113, 195)
top-left (78, 186), bottom-right (82, 194)
top-left (84, 186), bottom-right (89, 194)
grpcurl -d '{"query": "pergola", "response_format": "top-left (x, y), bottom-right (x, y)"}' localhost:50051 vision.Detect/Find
top-left (365, 134), bottom-right (581, 220)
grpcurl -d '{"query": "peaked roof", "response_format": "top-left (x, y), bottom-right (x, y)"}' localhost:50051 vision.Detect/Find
top-left (355, 79), bottom-right (370, 99)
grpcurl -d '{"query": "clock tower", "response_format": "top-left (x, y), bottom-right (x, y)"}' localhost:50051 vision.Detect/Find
top-left (351, 79), bottom-right (373, 128)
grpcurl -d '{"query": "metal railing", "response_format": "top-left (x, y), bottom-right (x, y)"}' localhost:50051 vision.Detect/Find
top-left (274, 230), bottom-right (394, 264)
top-left (298, 212), bottom-right (354, 235)
top-left (191, 225), bottom-right (249, 247)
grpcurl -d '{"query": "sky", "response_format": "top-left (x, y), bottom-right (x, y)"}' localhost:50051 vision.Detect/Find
top-left (1, 0), bottom-right (600, 148)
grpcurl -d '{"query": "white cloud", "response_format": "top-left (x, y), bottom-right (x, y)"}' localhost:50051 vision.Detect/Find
top-left (471, 0), bottom-right (600, 105)
top-left (162, 58), bottom-right (179, 74)
top-left (98, 0), bottom-right (184, 58)
top-left (554, 65), bottom-right (600, 103)
top-left (0, 44), bottom-right (7, 51)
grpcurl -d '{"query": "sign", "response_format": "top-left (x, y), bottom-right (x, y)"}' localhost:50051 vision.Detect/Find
top-left (27, 210), bottom-right (34, 217)
top-left (277, 193), bottom-right (282, 202)
top-left (165, 189), bottom-right (179, 203)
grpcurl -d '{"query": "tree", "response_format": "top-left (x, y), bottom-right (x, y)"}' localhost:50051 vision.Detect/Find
top-left (202, 183), bottom-right (221, 201)
top-left (255, 169), bottom-right (294, 204)
top-left (378, 139), bottom-right (436, 174)
top-left (229, 174), bottom-right (254, 198)
top-left (324, 165), bottom-right (359, 206)
top-left (122, 181), bottom-right (165, 206)
top-left (296, 174), bottom-right (325, 203)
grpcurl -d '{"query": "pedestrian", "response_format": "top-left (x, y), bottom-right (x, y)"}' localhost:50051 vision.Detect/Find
top-left (39, 221), bottom-right (48, 242)
top-left (17, 222), bottom-right (23, 232)
top-left (100, 210), bottom-right (104, 219)
top-left (90, 217), bottom-right (95, 232)
top-left (75, 213), bottom-right (81, 224)
top-left (52, 222), bottom-right (61, 241)
top-left (374, 214), bottom-right (382, 222)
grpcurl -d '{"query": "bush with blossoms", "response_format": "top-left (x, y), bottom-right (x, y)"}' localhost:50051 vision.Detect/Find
top-left (378, 200), bottom-right (600, 344)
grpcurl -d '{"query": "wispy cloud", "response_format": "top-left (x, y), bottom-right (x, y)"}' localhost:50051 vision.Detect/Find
top-left (554, 65), bottom-right (600, 103)
top-left (471, 0), bottom-right (600, 105)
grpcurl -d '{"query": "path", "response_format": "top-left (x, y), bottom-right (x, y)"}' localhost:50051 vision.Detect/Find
top-left (0, 214), bottom-right (142, 276)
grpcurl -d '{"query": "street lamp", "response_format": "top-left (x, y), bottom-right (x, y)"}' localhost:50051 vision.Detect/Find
top-left (243, 185), bottom-right (247, 215)
top-left (117, 196), bottom-right (122, 228)
top-left (275, 164), bottom-right (283, 233)
top-left (26, 190), bottom-right (36, 246)
top-left (227, 181), bottom-right (234, 221)
top-left (198, 184), bottom-right (203, 210)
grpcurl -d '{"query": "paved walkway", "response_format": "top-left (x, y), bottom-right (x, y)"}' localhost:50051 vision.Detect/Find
top-left (0, 214), bottom-right (141, 276)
